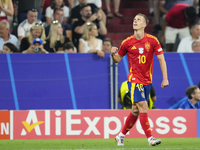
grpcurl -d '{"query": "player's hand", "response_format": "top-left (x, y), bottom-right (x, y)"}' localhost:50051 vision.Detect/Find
top-left (111, 47), bottom-right (118, 55)
top-left (161, 79), bottom-right (169, 89)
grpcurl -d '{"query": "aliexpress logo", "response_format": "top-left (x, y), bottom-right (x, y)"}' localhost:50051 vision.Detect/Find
top-left (22, 121), bottom-right (44, 133)
top-left (21, 111), bottom-right (45, 136)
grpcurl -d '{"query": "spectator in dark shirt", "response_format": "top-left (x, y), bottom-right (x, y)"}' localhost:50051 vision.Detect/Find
top-left (56, 41), bottom-right (77, 53)
top-left (20, 23), bottom-right (46, 52)
top-left (70, 0), bottom-right (106, 25)
top-left (22, 38), bottom-right (48, 53)
top-left (44, 21), bottom-right (70, 52)
top-left (72, 4), bottom-right (107, 51)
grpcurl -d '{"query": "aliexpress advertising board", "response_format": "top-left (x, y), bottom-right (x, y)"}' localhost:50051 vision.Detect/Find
top-left (0, 110), bottom-right (198, 140)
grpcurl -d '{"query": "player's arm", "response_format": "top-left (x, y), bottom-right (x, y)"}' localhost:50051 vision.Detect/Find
top-left (157, 54), bottom-right (169, 88)
top-left (111, 47), bottom-right (123, 63)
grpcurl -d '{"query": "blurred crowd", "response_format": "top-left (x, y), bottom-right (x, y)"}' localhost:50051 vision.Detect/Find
top-left (0, 0), bottom-right (200, 55)
top-left (149, 0), bottom-right (200, 52)
top-left (0, 0), bottom-right (116, 56)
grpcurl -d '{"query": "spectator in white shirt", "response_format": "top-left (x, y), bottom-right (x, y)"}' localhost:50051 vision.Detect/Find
top-left (0, 20), bottom-right (18, 50)
top-left (177, 23), bottom-right (200, 53)
top-left (17, 8), bottom-right (41, 42)
top-left (45, 0), bottom-right (69, 26)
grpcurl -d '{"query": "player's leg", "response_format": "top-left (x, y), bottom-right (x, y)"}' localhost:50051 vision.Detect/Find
top-left (115, 105), bottom-right (139, 146)
top-left (136, 84), bottom-right (161, 146)
top-left (115, 82), bottom-right (139, 146)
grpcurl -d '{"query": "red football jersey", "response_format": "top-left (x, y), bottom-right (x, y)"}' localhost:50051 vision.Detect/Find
top-left (118, 33), bottom-right (163, 85)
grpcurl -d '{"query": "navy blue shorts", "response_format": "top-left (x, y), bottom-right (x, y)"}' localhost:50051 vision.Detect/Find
top-left (128, 82), bottom-right (152, 105)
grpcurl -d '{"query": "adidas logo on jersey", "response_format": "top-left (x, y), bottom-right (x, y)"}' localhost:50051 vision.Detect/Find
top-left (131, 46), bottom-right (136, 50)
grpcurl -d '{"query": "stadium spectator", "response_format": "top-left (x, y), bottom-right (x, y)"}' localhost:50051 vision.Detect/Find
top-left (0, 0), bottom-right (14, 23)
top-left (177, 23), bottom-right (200, 53)
top-left (17, 8), bottom-right (41, 42)
top-left (42, 0), bottom-right (65, 13)
top-left (151, 0), bottom-right (162, 34)
top-left (56, 41), bottom-right (77, 53)
top-left (118, 81), bottom-right (157, 109)
top-left (45, 8), bottom-right (72, 40)
top-left (45, 0), bottom-right (69, 26)
top-left (102, 38), bottom-right (113, 53)
top-left (69, 0), bottom-right (102, 9)
top-left (20, 23), bottom-right (46, 52)
top-left (178, 85), bottom-right (200, 109)
top-left (191, 40), bottom-right (200, 52)
top-left (79, 22), bottom-right (104, 57)
top-left (69, 0), bottom-right (106, 25)
top-left (152, 0), bottom-right (198, 34)
top-left (44, 21), bottom-right (70, 52)
top-left (160, 4), bottom-right (197, 52)
top-left (104, 0), bottom-right (123, 18)
top-left (22, 38), bottom-right (48, 53)
top-left (72, 4), bottom-right (107, 51)
top-left (17, 0), bottom-right (44, 24)
top-left (159, 0), bottom-right (197, 15)
top-left (70, 0), bottom-right (106, 25)
top-left (159, 0), bottom-right (176, 15)
top-left (0, 20), bottom-right (18, 51)
top-left (2, 42), bottom-right (19, 53)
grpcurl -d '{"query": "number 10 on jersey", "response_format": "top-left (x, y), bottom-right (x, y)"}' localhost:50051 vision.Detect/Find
top-left (138, 55), bottom-right (146, 64)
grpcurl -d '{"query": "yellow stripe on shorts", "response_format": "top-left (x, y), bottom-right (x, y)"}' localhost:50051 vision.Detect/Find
top-left (131, 83), bottom-right (136, 105)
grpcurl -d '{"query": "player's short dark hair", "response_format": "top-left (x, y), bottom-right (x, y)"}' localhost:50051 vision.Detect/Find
top-left (186, 85), bottom-right (198, 99)
top-left (136, 13), bottom-right (149, 25)
top-left (184, 6), bottom-right (197, 21)
top-left (103, 38), bottom-right (113, 46)
top-left (53, 8), bottom-right (63, 14)
top-left (63, 42), bottom-right (75, 51)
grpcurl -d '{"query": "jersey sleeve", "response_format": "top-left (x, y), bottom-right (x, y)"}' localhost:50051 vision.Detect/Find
top-left (153, 37), bottom-right (163, 55)
top-left (118, 39), bottom-right (128, 56)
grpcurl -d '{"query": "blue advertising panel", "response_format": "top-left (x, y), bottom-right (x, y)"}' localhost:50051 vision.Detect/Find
top-left (118, 53), bottom-right (200, 109)
top-left (197, 109), bottom-right (200, 138)
top-left (0, 53), bottom-right (200, 110)
top-left (0, 55), bottom-right (16, 110)
top-left (0, 53), bottom-right (110, 110)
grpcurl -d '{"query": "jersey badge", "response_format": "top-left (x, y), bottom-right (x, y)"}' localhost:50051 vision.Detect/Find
top-left (139, 48), bottom-right (144, 54)
top-left (145, 42), bottom-right (150, 51)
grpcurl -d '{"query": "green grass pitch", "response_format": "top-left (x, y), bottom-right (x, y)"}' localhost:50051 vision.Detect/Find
top-left (0, 138), bottom-right (200, 150)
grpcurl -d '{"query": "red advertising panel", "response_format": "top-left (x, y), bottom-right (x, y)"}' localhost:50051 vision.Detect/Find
top-left (0, 111), bottom-right (10, 139)
top-left (13, 109), bottom-right (196, 139)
